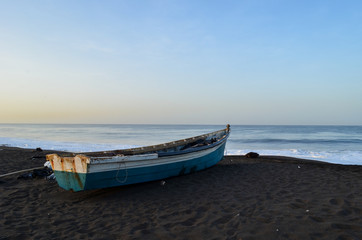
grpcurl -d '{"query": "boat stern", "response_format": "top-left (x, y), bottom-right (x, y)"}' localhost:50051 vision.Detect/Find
top-left (46, 154), bottom-right (90, 191)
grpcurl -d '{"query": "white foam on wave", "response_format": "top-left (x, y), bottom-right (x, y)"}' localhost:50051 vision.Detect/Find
top-left (0, 137), bottom-right (140, 153)
top-left (226, 149), bottom-right (362, 165)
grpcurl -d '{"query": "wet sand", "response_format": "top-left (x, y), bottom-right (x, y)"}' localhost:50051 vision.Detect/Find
top-left (0, 146), bottom-right (361, 239)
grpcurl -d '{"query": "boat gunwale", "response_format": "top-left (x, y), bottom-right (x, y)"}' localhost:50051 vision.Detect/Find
top-left (157, 132), bottom-right (229, 157)
top-left (87, 132), bottom-right (230, 164)
top-left (56, 125), bottom-right (230, 158)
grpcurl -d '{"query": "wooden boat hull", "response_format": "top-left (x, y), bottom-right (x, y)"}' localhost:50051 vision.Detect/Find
top-left (47, 126), bottom-right (230, 192)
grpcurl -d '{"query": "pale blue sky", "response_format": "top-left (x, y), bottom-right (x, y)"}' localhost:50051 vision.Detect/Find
top-left (1, 0), bottom-right (361, 124)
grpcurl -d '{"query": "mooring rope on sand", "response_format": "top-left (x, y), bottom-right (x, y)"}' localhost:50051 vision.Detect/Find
top-left (0, 166), bottom-right (45, 178)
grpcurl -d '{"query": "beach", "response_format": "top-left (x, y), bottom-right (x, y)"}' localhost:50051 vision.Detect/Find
top-left (0, 147), bottom-right (361, 240)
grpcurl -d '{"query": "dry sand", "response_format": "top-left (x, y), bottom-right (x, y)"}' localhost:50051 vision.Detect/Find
top-left (0, 146), bottom-right (361, 240)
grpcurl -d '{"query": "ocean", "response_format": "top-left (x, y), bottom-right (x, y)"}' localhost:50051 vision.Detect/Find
top-left (0, 124), bottom-right (361, 165)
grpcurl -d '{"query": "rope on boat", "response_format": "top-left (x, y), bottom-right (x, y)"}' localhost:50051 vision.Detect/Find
top-left (115, 157), bottom-right (128, 183)
top-left (0, 166), bottom-right (44, 178)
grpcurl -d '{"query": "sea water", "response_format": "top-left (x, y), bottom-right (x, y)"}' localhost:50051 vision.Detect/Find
top-left (0, 124), bottom-right (361, 165)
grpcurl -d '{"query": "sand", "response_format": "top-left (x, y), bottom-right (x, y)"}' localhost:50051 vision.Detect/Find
top-left (0, 146), bottom-right (361, 240)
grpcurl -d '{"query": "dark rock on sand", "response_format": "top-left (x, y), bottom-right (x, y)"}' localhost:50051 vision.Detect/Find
top-left (35, 147), bottom-right (43, 152)
top-left (17, 167), bottom-right (53, 179)
top-left (245, 152), bottom-right (259, 158)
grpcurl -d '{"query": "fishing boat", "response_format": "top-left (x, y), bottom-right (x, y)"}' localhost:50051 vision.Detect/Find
top-left (46, 125), bottom-right (230, 192)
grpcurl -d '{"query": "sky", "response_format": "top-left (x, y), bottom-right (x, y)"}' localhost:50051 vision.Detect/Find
top-left (1, 0), bottom-right (361, 125)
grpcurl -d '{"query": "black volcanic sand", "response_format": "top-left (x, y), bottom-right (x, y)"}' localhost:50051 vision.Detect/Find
top-left (0, 146), bottom-right (361, 240)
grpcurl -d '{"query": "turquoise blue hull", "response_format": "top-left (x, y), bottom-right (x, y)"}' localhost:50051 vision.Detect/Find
top-left (54, 141), bottom-right (227, 192)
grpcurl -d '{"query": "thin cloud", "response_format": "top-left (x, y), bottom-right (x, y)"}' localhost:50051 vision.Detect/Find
top-left (79, 41), bottom-right (115, 54)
